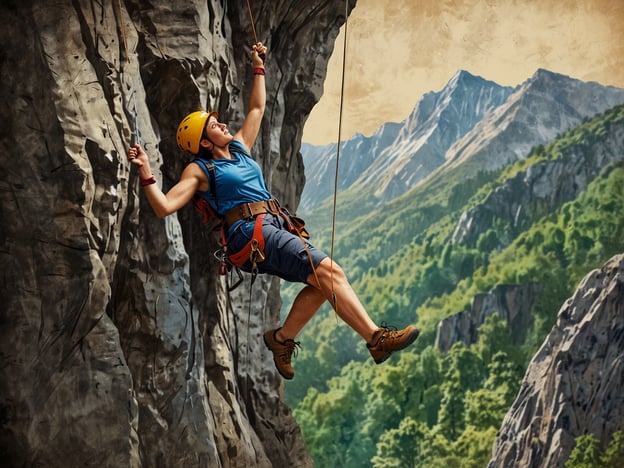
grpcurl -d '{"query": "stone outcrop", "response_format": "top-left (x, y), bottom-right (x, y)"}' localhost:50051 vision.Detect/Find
top-left (0, 0), bottom-right (353, 466)
top-left (443, 69), bottom-right (624, 177)
top-left (435, 283), bottom-right (540, 352)
top-left (488, 254), bottom-right (624, 467)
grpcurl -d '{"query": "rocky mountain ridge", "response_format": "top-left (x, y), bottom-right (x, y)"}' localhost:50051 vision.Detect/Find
top-left (300, 69), bottom-right (624, 212)
top-left (359, 70), bottom-right (513, 201)
top-left (300, 120), bottom-right (402, 210)
top-left (301, 70), bottom-right (512, 208)
top-left (441, 69), bottom-right (624, 177)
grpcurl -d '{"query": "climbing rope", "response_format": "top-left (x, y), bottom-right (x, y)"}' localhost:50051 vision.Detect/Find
top-left (328, 0), bottom-right (350, 310)
top-left (118, 0), bottom-right (130, 63)
top-left (246, 0), bottom-right (260, 45)
top-left (117, 0), bottom-right (142, 146)
top-left (246, 0), bottom-right (266, 62)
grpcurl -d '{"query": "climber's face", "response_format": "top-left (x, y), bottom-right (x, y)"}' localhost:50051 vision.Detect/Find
top-left (201, 115), bottom-right (232, 149)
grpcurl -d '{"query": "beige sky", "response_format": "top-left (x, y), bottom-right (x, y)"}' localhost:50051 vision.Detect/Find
top-left (302, 0), bottom-right (624, 145)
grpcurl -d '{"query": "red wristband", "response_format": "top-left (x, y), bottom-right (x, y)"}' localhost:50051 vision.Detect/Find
top-left (253, 67), bottom-right (265, 76)
top-left (141, 176), bottom-right (156, 187)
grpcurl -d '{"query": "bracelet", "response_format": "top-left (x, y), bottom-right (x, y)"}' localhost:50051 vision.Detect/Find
top-left (253, 67), bottom-right (265, 76)
top-left (141, 176), bottom-right (157, 187)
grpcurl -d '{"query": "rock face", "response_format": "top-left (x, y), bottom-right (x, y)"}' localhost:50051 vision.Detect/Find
top-left (0, 1), bottom-right (352, 466)
top-left (435, 283), bottom-right (540, 352)
top-left (443, 69), bottom-right (624, 177)
top-left (363, 70), bottom-right (513, 201)
top-left (488, 254), bottom-right (624, 468)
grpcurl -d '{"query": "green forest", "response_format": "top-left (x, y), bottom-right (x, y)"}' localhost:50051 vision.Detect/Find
top-left (282, 104), bottom-right (624, 467)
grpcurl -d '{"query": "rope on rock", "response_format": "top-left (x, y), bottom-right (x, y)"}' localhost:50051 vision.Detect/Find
top-left (246, 0), bottom-right (266, 62)
top-left (117, 0), bottom-right (141, 146)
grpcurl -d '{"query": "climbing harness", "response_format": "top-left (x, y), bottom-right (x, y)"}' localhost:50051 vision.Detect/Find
top-left (226, 213), bottom-right (266, 280)
top-left (193, 182), bottom-right (311, 289)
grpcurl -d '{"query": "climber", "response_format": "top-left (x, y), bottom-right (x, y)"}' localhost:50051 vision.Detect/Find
top-left (127, 42), bottom-right (419, 380)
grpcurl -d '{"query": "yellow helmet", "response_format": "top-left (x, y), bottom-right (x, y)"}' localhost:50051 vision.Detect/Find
top-left (176, 111), bottom-right (219, 154)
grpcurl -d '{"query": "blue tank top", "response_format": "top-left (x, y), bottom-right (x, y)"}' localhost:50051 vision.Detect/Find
top-left (193, 139), bottom-right (272, 217)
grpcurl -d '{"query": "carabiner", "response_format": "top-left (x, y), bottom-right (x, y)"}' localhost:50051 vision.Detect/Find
top-left (249, 238), bottom-right (266, 264)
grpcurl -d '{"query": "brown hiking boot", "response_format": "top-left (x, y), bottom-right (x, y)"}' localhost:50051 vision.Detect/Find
top-left (263, 328), bottom-right (300, 380)
top-left (367, 324), bottom-right (420, 364)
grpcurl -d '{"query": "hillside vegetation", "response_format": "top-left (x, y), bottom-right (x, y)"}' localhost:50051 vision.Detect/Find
top-left (283, 104), bottom-right (624, 467)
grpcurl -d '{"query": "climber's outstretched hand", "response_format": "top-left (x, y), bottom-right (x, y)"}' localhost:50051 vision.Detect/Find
top-left (252, 42), bottom-right (267, 65)
top-left (128, 143), bottom-right (149, 170)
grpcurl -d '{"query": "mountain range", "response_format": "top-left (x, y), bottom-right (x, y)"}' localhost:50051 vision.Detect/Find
top-left (300, 69), bottom-right (624, 211)
top-left (288, 71), bottom-right (624, 466)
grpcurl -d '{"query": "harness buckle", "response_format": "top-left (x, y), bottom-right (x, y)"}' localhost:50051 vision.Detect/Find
top-left (245, 202), bottom-right (254, 220)
top-left (267, 198), bottom-right (279, 214)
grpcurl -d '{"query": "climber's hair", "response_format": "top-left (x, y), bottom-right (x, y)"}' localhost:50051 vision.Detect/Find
top-left (197, 145), bottom-right (213, 160)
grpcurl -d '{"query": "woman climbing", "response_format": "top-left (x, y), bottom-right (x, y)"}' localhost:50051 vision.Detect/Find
top-left (127, 42), bottom-right (419, 380)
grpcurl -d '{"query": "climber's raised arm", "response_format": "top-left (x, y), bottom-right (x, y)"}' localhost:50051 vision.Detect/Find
top-left (233, 42), bottom-right (267, 152)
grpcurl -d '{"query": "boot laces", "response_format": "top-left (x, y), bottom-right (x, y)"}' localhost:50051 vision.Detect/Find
top-left (278, 340), bottom-right (301, 363)
top-left (378, 322), bottom-right (401, 346)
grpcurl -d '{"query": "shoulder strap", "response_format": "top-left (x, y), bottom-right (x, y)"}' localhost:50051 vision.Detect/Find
top-left (194, 158), bottom-right (219, 212)
top-left (206, 160), bottom-right (218, 211)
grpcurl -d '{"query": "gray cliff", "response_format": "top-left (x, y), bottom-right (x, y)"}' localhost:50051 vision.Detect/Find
top-left (488, 254), bottom-right (624, 467)
top-left (435, 283), bottom-right (541, 352)
top-left (0, 0), bottom-right (353, 466)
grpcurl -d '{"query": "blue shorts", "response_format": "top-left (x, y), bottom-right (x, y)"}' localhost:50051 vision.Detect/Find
top-left (226, 213), bottom-right (327, 284)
